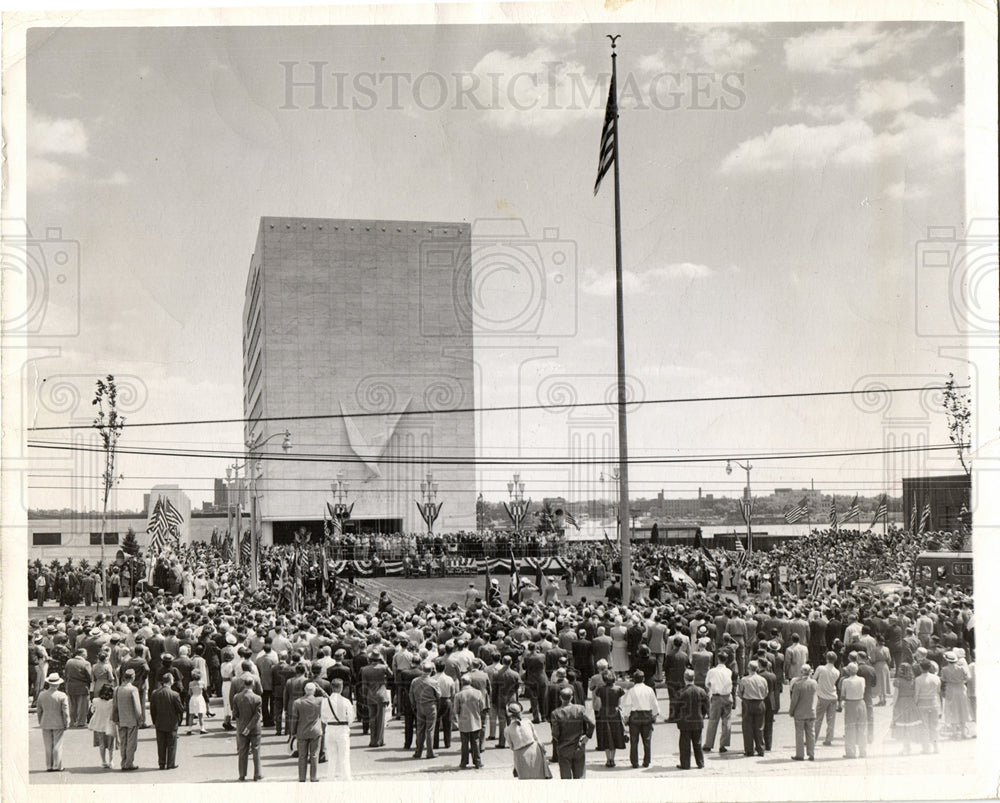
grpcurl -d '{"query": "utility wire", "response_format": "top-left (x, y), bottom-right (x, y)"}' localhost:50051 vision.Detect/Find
top-left (25, 383), bottom-right (966, 432)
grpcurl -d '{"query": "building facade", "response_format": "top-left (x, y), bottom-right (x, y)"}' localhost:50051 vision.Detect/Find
top-left (243, 217), bottom-right (476, 544)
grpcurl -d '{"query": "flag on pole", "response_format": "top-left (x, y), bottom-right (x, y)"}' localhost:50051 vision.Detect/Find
top-left (829, 498), bottom-right (839, 532)
top-left (146, 497), bottom-right (167, 554)
top-left (508, 550), bottom-right (521, 602)
top-left (784, 497), bottom-right (809, 524)
top-left (918, 503), bottom-right (932, 534)
top-left (593, 65), bottom-right (617, 195)
top-left (241, 529), bottom-right (252, 565)
top-left (870, 494), bottom-right (888, 529)
top-left (842, 494), bottom-right (861, 523)
top-left (603, 530), bottom-right (619, 556)
top-left (161, 496), bottom-right (184, 530)
top-left (564, 510), bottom-right (581, 531)
top-left (910, 500), bottom-right (918, 534)
top-left (739, 497), bottom-right (755, 526)
top-left (734, 535), bottom-right (746, 555)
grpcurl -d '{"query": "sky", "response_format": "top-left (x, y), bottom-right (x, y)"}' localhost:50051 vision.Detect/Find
top-left (16, 20), bottom-right (976, 513)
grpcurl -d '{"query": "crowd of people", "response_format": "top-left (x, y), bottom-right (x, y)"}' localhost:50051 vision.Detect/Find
top-left (321, 529), bottom-right (562, 562)
top-left (29, 525), bottom-right (975, 781)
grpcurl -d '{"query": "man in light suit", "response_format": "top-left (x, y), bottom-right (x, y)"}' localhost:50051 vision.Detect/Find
top-left (788, 664), bottom-right (818, 761)
top-left (232, 673), bottom-right (263, 781)
top-left (452, 676), bottom-right (486, 769)
top-left (113, 668), bottom-right (143, 770)
top-left (290, 681), bottom-right (324, 781)
top-left (37, 674), bottom-right (70, 771)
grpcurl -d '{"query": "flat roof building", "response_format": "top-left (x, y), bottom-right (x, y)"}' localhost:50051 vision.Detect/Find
top-left (243, 217), bottom-right (476, 543)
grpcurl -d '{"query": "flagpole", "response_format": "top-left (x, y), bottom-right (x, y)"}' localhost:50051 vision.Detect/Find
top-left (606, 35), bottom-right (633, 605)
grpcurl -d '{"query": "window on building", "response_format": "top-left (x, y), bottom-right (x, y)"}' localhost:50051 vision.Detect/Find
top-left (32, 533), bottom-right (62, 546)
top-left (90, 532), bottom-right (119, 545)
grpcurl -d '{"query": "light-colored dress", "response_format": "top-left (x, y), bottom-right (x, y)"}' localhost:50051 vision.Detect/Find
top-left (610, 626), bottom-right (629, 673)
top-left (89, 698), bottom-right (118, 749)
top-left (941, 663), bottom-right (971, 728)
top-left (505, 719), bottom-right (551, 780)
top-left (188, 680), bottom-right (207, 715)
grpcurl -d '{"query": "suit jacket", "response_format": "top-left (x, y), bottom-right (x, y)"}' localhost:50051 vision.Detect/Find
top-left (591, 636), bottom-right (614, 664)
top-left (113, 683), bottom-right (143, 727)
top-left (570, 639), bottom-right (595, 676)
top-left (675, 684), bottom-right (709, 729)
top-left (409, 674), bottom-right (441, 715)
top-left (360, 663), bottom-right (392, 702)
top-left (283, 674), bottom-right (309, 711)
top-left (549, 703), bottom-right (595, 755)
top-left (63, 656), bottom-right (93, 696)
top-left (452, 686), bottom-right (486, 732)
top-left (290, 695), bottom-right (324, 740)
top-left (230, 674), bottom-right (264, 707)
top-left (788, 677), bottom-right (818, 720)
top-left (233, 687), bottom-right (263, 735)
top-left (37, 688), bottom-right (70, 730)
top-left (149, 685), bottom-right (184, 732)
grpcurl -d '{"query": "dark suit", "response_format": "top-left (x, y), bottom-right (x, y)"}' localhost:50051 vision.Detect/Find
top-left (676, 684), bottom-right (709, 769)
top-left (549, 702), bottom-right (595, 779)
top-left (570, 638), bottom-right (595, 684)
top-left (149, 684), bottom-right (184, 769)
top-left (360, 663), bottom-right (393, 746)
top-left (232, 687), bottom-right (263, 780)
top-left (398, 668), bottom-right (425, 749)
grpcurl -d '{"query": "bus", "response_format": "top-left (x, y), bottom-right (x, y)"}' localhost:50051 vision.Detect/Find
top-left (912, 551), bottom-right (974, 591)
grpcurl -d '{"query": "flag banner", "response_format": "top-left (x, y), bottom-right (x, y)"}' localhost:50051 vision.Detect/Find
top-left (829, 499), bottom-right (839, 532)
top-left (162, 496), bottom-right (184, 529)
top-left (870, 494), bottom-right (888, 529)
top-left (918, 503), bottom-right (931, 534)
top-left (739, 497), bottom-right (755, 526)
top-left (603, 530), bottom-right (619, 555)
top-left (842, 494), bottom-right (861, 523)
top-left (910, 500), bottom-right (918, 534)
top-left (508, 550), bottom-right (520, 601)
top-left (784, 497), bottom-right (809, 524)
top-left (667, 562), bottom-right (697, 588)
top-left (594, 64), bottom-right (617, 195)
top-left (241, 530), bottom-right (252, 565)
top-left (564, 510), bottom-right (581, 531)
top-left (734, 536), bottom-right (746, 554)
top-left (146, 498), bottom-right (167, 554)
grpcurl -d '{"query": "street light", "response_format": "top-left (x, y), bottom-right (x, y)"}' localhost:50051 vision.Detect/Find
top-left (504, 472), bottom-right (531, 535)
top-left (329, 471), bottom-right (353, 535)
top-left (726, 459), bottom-right (753, 553)
top-left (245, 428), bottom-right (293, 590)
top-left (416, 471), bottom-right (443, 535)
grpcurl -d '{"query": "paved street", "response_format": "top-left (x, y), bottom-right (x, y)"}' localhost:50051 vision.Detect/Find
top-left (29, 685), bottom-right (976, 785)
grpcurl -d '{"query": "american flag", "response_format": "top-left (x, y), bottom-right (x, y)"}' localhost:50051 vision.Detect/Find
top-left (784, 497), bottom-right (809, 524)
top-left (146, 497), bottom-right (168, 554)
top-left (508, 550), bottom-right (521, 602)
top-left (918, 503), bottom-right (932, 534)
top-left (564, 510), bottom-right (581, 531)
top-left (734, 535), bottom-right (746, 554)
top-left (829, 499), bottom-right (839, 532)
top-left (870, 494), bottom-right (888, 529)
top-left (161, 496), bottom-right (184, 530)
top-left (842, 494), bottom-right (861, 523)
top-left (593, 64), bottom-right (617, 195)
top-left (910, 500), bottom-right (918, 534)
top-left (739, 496), bottom-right (755, 526)
top-left (241, 529), bottom-right (252, 565)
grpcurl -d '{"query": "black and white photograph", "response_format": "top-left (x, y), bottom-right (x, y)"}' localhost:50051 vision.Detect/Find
top-left (2, 2), bottom-right (997, 801)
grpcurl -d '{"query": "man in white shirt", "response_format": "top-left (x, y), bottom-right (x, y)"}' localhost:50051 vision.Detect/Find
top-left (812, 651), bottom-right (840, 746)
top-left (321, 678), bottom-right (356, 780)
top-left (621, 670), bottom-right (660, 768)
top-left (702, 653), bottom-right (733, 753)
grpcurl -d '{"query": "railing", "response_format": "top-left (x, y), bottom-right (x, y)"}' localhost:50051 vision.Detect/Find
top-left (325, 540), bottom-right (560, 562)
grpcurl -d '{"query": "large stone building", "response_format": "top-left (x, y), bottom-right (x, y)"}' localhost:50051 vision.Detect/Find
top-left (243, 217), bottom-right (476, 544)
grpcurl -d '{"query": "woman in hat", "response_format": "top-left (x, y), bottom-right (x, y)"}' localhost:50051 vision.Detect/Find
top-left (92, 646), bottom-right (117, 700)
top-left (890, 663), bottom-right (922, 753)
top-left (593, 670), bottom-right (626, 767)
top-left (89, 683), bottom-right (118, 768)
top-left (940, 651), bottom-right (971, 738)
top-left (504, 702), bottom-right (551, 780)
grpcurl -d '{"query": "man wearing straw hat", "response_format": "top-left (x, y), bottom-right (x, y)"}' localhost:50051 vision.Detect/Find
top-left (37, 673), bottom-right (70, 771)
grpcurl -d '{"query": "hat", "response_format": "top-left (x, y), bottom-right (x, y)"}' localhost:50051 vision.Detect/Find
top-left (944, 651), bottom-right (958, 663)
top-left (225, 633), bottom-right (237, 645)
top-left (46, 673), bottom-right (63, 685)
top-left (506, 702), bottom-right (523, 716)
top-left (768, 640), bottom-right (781, 651)
top-left (90, 627), bottom-right (102, 636)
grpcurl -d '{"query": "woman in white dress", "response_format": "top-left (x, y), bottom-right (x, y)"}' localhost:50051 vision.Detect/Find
top-left (610, 617), bottom-right (630, 675)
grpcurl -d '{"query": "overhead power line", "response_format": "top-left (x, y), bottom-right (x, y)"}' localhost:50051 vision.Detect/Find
top-left (25, 383), bottom-right (966, 432)
top-left (26, 439), bottom-right (964, 466)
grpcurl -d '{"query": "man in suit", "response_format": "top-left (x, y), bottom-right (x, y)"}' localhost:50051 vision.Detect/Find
top-left (283, 662), bottom-right (310, 744)
top-left (676, 669), bottom-right (709, 769)
top-left (410, 661), bottom-right (440, 759)
top-left (494, 654), bottom-right (521, 748)
top-left (398, 663), bottom-right (425, 751)
top-left (788, 664), bottom-right (818, 761)
top-left (431, 657), bottom-right (457, 751)
top-left (570, 629), bottom-right (595, 687)
top-left (63, 648), bottom-right (93, 727)
top-left (521, 643), bottom-right (548, 723)
top-left (549, 686), bottom-right (595, 779)
top-left (271, 652), bottom-right (295, 736)
top-left (289, 682), bottom-right (324, 781)
top-left (113, 668), bottom-right (143, 770)
top-left (37, 673), bottom-right (70, 771)
top-left (360, 652), bottom-right (393, 747)
top-left (149, 672), bottom-right (184, 770)
top-left (452, 676), bottom-right (486, 769)
top-left (121, 648), bottom-right (150, 728)
top-left (232, 673), bottom-right (263, 781)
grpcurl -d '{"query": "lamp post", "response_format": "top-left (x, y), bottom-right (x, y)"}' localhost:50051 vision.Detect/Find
top-left (245, 428), bottom-right (292, 591)
top-left (600, 467), bottom-right (620, 539)
top-left (416, 471), bottom-right (443, 535)
top-left (329, 471), bottom-right (353, 536)
top-left (726, 459), bottom-right (753, 553)
top-left (504, 472), bottom-right (531, 535)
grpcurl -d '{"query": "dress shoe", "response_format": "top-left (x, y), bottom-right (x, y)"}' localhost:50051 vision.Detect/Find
top-left (822, 741), bottom-right (833, 746)
top-left (719, 747), bottom-right (727, 753)
top-left (676, 765), bottom-right (690, 770)
top-left (791, 756), bottom-right (805, 761)
top-left (253, 776), bottom-right (263, 781)
top-left (412, 753), bottom-right (422, 759)
top-left (702, 746), bottom-right (712, 752)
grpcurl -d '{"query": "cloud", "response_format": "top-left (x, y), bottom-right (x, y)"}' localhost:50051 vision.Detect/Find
top-left (582, 262), bottom-right (716, 296)
top-left (637, 25), bottom-right (759, 78)
top-left (27, 113), bottom-right (88, 156)
top-left (98, 170), bottom-right (131, 186)
top-left (469, 47), bottom-right (600, 135)
top-left (719, 106), bottom-right (962, 175)
top-left (784, 23), bottom-right (930, 73)
top-left (855, 78), bottom-right (937, 117)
